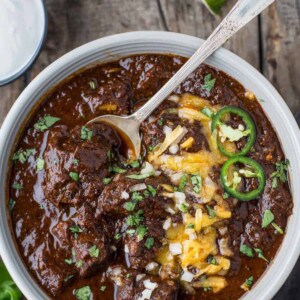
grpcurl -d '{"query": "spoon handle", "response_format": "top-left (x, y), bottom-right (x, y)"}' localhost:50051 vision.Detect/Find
top-left (133, 0), bottom-right (275, 123)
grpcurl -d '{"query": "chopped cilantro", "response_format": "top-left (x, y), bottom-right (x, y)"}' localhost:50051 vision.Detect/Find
top-left (201, 107), bottom-right (214, 118)
top-left (36, 157), bottom-right (45, 171)
top-left (130, 160), bottom-right (140, 168)
top-left (240, 244), bottom-right (254, 257)
top-left (262, 209), bottom-right (274, 228)
top-left (180, 203), bottom-right (188, 213)
top-left (157, 119), bottom-right (164, 126)
top-left (254, 248), bottom-right (269, 263)
top-left (73, 159), bottom-right (79, 166)
top-left (126, 172), bottom-right (154, 180)
top-left (245, 275), bottom-right (254, 288)
top-left (202, 74), bottom-right (216, 92)
top-left (111, 165), bottom-right (126, 174)
top-left (127, 210), bottom-right (144, 227)
top-left (191, 174), bottom-right (202, 193)
top-left (207, 256), bottom-right (217, 265)
top-left (125, 202), bottom-right (136, 211)
top-left (76, 260), bottom-right (83, 268)
top-left (114, 233), bottom-right (122, 240)
top-left (271, 159), bottom-right (290, 189)
top-left (145, 237), bottom-right (154, 249)
top-left (34, 115), bottom-right (60, 132)
top-left (100, 285), bottom-right (106, 292)
top-left (13, 148), bottom-right (35, 163)
top-left (11, 182), bottom-right (23, 190)
top-left (74, 285), bottom-right (92, 300)
top-left (69, 225), bottom-right (83, 239)
top-left (126, 229), bottom-right (136, 236)
top-left (88, 245), bottom-right (100, 258)
top-left (206, 205), bottom-right (216, 219)
top-left (131, 191), bottom-right (143, 201)
top-left (8, 198), bottom-right (16, 212)
top-left (80, 126), bottom-right (93, 141)
top-left (179, 174), bottom-right (188, 191)
top-left (65, 258), bottom-right (73, 265)
top-left (148, 145), bottom-right (154, 151)
top-left (103, 177), bottom-right (112, 185)
top-left (69, 172), bottom-right (79, 182)
top-left (136, 226), bottom-right (148, 240)
top-left (187, 223), bottom-right (194, 229)
top-left (146, 185), bottom-right (156, 196)
top-left (222, 192), bottom-right (229, 199)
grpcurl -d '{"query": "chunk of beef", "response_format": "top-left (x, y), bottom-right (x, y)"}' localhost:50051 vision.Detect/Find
top-left (52, 204), bottom-right (111, 277)
top-left (42, 124), bottom-right (119, 207)
top-left (81, 77), bottom-right (132, 115)
top-left (116, 273), bottom-right (178, 300)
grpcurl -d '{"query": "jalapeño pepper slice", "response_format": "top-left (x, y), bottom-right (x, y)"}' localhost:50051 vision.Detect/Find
top-left (220, 156), bottom-right (266, 201)
top-left (211, 106), bottom-right (256, 157)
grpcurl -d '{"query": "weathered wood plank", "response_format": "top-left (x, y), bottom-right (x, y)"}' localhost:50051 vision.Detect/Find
top-left (29, 0), bottom-right (166, 79)
top-left (159, 0), bottom-right (260, 69)
top-left (261, 0), bottom-right (300, 120)
top-left (0, 77), bottom-right (26, 126)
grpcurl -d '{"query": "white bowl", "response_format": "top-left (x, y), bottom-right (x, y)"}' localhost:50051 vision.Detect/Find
top-left (0, 31), bottom-right (299, 300)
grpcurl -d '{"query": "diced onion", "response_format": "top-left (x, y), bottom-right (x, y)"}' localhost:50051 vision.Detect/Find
top-left (163, 125), bottom-right (173, 135)
top-left (174, 192), bottom-right (186, 204)
top-left (143, 279), bottom-right (158, 290)
top-left (163, 218), bottom-right (172, 230)
top-left (170, 173), bottom-right (184, 185)
top-left (169, 144), bottom-right (179, 154)
top-left (167, 95), bottom-right (180, 103)
top-left (112, 267), bottom-right (122, 276)
top-left (130, 183), bottom-right (147, 192)
top-left (165, 207), bottom-right (176, 215)
top-left (121, 191), bottom-right (129, 199)
top-left (189, 233), bottom-right (197, 240)
top-left (145, 262), bottom-right (159, 271)
top-left (138, 288), bottom-right (152, 300)
top-left (136, 274), bottom-right (146, 281)
top-left (169, 243), bottom-right (182, 255)
top-left (181, 270), bottom-right (194, 282)
top-left (141, 162), bottom-right (155, 175)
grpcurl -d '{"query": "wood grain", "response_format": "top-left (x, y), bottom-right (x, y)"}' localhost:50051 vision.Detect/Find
top-left (159, 0), bottom-right (260, 69)
top-left (261, 0), bottom-right (300, 121)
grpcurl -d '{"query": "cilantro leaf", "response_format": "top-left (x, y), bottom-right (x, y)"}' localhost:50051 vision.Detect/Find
top-left (13, 148), bottom-right (36, 164)
top-left (262, 209), bottom-right (274, 228)
top-left (271, 159), bottom-right (290, 188)
top-left (75, 285), bottom-right (92, 300)
top-left (202, 74), bottom-right (216, 92)
top-left (206, 205), bottom-right (216, 219)
top-left (245, 275), bottom-right (254, 288)
top-left (254, 248), bottom-right (269, 263)
top-left (88, 245), bottom-right (100, 258)
top-left (36, 157), bottom-right (45, 171)
top-left (240, 244), bottom-right (254, 257)
top-left (34, 115), bottom-right (60, 132)
top-left (179, 174), bottom-right (188, 191)
top-left (145, 237), bottom-right (154, 249)
top-left (69, 172), bottom-right (79, 182)
top-left (11, 182), bottom-right (23, 190)
top-left (80, 126), bottom-right (93, 141)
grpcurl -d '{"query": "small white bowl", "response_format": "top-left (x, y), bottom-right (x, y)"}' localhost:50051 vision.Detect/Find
top-left (0, 31), bottom-right (299, 300)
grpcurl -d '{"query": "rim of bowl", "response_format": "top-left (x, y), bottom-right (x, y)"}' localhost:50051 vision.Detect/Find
top-left (0, 0), bottom-right (48, 86)
top-left (0, 31), bottom-right (299, 300)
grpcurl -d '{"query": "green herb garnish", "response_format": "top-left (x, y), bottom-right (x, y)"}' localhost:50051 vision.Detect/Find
top-left (145, 237), bottom-right (154, 249)
top-left (103, 178), bottom-right (112, 185)
top-left (206, 205), bottom-right (216, 219)
top-left (127, 210), bottom-right (144, 227)
top-left (262, 209), bottom-right (275, 228)
top-left (271, 159), bottom-right (290, 188)
top-left (207, 256), bottom-right (217, 265)
top-left (80, 126), bottom-right (92, 141)
top-left (69, 172), bottom-right (79, 182)
top-left (34, 115), bottom-right (60, 132)
top-left (100, 285), bottom-right (106, 292)
top-left (272, 222), bottom-right (283, 234)
top-left (187, 223), bottom-right (194, 229)
top-left (201, 107), bottom-right (214, 118)
top-left (36, 157), bottom-right (45, 171)
top-left (180, 203), bottom-right (188, 213)
top-left (69, 225), bottom-right (83, 238)
top-left (65, 258), bottom-right (73, 265)
top-left (179, 174), bottom-right (188, 191)
top-left (240, 244), bottom-right (254, 257)
top-left (111, 165), bottom-right (126, 174)
top-left (125, 202), bottom-right (136, 211)
top-left (136, 226), bottom-right (148, 240)
top-left (76, 260), bottom-right (83, 268)
top-left (254, 248), bottom-right (269, 263)
top-left (73, 159), bottom-right (79, 166)
top-left (245, 275), bottom-right (254, 288)
top-left (191, 174), bottom-right (202, 193)
top-left (8, 199), bottom-right (16, 212)
top-left (89, 245), bottom-right (100, 258)
top-left (202, 74), bottom-right (216, 92)
top-left (74, 285), bottom-right (92, 300)
top-left (13, 148), bottom-right (35, 164)
top-left (11, 182), bottom-right (23, 190)
top-left (130, 160), bottom-right (139, 168)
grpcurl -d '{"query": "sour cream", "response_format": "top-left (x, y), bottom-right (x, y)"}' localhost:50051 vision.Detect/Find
top-left (0, 0), bottom-right (46, 85)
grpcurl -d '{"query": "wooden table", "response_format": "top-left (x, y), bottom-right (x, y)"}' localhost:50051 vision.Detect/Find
top-left (0, 0), bottom-right (299, 298)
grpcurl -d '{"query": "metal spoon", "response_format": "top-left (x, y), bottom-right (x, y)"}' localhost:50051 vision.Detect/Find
top-left (88, 0), bottom-right (275, 158)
